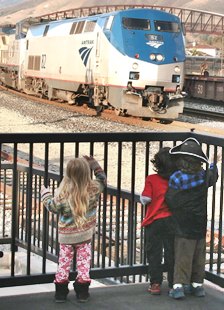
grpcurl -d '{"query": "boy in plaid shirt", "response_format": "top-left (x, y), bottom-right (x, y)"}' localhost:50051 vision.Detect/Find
top-left (166, 138), bottom-right (218, 300)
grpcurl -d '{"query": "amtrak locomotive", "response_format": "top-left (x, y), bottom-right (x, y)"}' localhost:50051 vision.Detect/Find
top-left (0, 8), bottom-right (186, 120)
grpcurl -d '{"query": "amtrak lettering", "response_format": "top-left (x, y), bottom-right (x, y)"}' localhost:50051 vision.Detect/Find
top-left (81, 40), bottom-right (94, 45)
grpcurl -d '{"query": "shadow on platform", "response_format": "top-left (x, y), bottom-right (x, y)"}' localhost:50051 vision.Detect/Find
top-left (0, 281), bottom-right (224, 310)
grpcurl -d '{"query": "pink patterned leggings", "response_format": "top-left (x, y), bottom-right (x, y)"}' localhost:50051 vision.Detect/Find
top-left (54, 242), bottom-right (91, 284)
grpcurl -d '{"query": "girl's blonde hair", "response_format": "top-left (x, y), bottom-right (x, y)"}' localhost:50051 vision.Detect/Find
top-left (56, 158), bottom-right (93, 226)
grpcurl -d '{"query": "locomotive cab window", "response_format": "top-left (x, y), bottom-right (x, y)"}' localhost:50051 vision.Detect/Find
top-left (122, 18), bottom-right (150, 30)
top-left (154, 21), bottom-right (180, 32)
top-left (16, 24), bottom-right (29, 39)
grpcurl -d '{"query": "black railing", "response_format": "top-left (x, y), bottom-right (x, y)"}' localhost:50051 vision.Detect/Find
top-left (0, 131), bottom-right (223, 288)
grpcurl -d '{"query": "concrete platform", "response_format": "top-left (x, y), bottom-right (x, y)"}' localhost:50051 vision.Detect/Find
top-left (0, 280), bottom-right (224, 310)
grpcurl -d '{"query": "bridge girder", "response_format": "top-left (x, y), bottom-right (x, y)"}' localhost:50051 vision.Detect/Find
top-left (13, 5), bottom-right (224, 36)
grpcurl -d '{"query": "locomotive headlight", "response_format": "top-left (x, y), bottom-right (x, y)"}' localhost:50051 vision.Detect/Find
top-left (156, 54), bottom-right (164, 62)
top-left (149, 53), bottom-right (156, 61)
top-left (174, 66), bottom-right (180, 73)
top-left (132, 62), bottom-right (138, 70)
top-left (149, 54), bottom-right (164, 61)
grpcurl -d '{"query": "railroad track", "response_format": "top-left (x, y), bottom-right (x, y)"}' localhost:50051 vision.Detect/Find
top-left (1, 85), bottom-right (224, 136)
top-left (183, 97), bottom-right (224, 121)
top-left (0, 85), bottom-right (180, 128)
top-left (183, 106), bottom-right (224, 121)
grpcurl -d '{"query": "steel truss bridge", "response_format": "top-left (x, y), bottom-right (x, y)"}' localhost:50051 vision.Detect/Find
top-left (26, 4), bottom-right (224, 36)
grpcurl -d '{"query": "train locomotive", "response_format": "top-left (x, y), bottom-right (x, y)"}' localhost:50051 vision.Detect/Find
top-left (0, 8), bottom-right (186, 120)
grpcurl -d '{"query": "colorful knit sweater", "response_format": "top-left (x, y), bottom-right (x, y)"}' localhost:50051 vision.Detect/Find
top-left (41, 164), bottom-right (106, 245)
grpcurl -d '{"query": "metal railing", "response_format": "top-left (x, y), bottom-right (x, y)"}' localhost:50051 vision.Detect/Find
top-left (0, 131), bottom-right (223, 288)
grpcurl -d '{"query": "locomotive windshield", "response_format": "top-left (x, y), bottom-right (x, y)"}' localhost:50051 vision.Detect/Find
top-left (154, 21), bottom-right (180, 32)
top-left (122, 18), bottom-right (150, 30)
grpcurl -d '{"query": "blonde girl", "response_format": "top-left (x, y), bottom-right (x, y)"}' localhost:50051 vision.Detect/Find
top-left (41, 156), bottom-right (106, 303)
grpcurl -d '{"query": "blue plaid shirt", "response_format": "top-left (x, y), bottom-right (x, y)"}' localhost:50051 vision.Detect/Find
top-left (169, 169), bottom-right (206, 190)
top-left (169, 164), bottom-right (215, 190)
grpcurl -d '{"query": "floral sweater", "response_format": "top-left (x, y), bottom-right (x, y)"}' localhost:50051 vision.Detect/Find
top-left (41, 164), bottom-right (106, 245)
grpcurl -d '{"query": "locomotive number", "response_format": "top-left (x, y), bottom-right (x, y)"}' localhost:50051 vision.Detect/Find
top-left (197, 84), bottom-right (203, 95)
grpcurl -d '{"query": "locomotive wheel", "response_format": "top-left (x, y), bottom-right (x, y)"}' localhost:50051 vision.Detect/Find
top-left (95, 105), bottom-right (103, 116)
top-left (159, 119), bottom-right (173, 124)
top-left (142, 117), bottom-right (152, 121)
top-left (96, 105), bottom-right (103, 112)
top-left (115, 108), bottom-right (128, 117)
top-left (115, 109), bottom-right (122, 116)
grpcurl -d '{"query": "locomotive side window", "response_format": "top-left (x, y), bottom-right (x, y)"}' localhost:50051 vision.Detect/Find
top-left (84, 20), bottom-right (96, 32)
top-left (43, 25), bottom-right (50, 36)
top-left (28, 56), bottom-right (34, 70)
top-left (122, 18), bottom-right (150, 30)
top-left (34, 56), bottom-right (41, 70)
top-left (28, 55), bottom-right (41, 70)
top-left (154, 21), bottom-right (180, 33)
top-left (75, 21), bottom-right (85, 34)
top-left (70, 22), bottom-right (78, 34)
top-left (104, 16), bottom-right (114, 30)
top-left (1, 36), bottom-right (6, 45)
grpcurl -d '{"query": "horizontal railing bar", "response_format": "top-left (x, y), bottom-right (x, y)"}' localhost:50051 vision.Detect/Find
top-left (0, 265), bottom-right (149, 287)
top-left (1, 267), bottom-right (223, 288)
top-left (0, 131), bottom-right (191, 143)
top-left (205, 271), bottom-right (224, 288)
top-left (0, 132), bottom-right (223, 146)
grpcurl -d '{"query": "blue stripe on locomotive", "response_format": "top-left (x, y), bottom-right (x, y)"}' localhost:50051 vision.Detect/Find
top-left (79, 47), bottom-right (93, 66)
top-left (102, 9), bottom-right (185, 65)
top-left (27, 8), bottom-right (185, 66)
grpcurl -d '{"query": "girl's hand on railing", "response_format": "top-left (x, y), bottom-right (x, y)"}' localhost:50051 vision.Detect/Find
top-left (83, 155), bottom-right (99, 170)
top-left (40, 186), bottom-right (51, 202)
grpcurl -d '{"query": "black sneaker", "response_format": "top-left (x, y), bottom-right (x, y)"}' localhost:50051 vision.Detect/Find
top-left (169, 287), bottom-right (185, 299)
top-left (192, 286), bottom-right (205, 297)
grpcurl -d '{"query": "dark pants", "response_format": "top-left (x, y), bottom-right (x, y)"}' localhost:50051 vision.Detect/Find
top-left (145, 217), bottom-right (175, 287)
top-left (173, 237), bottom-right (206, 284)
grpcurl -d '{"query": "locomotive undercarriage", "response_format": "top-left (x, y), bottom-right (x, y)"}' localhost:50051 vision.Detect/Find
top-left (142, 90), bottom-right (169, 114)
top-left (75, 84), bottom-right (109, 112)
top-left (0, 67), bottom-right (18, 89)
top-left (126, 83), bottom-right (170, 114)
top-left (3, 75), bottom-right (183, 121)
top-left (123, 82), bottom-right (184, 121)
top-left (22, 77), bottom-right (49, 98)
top-left (76, 83), bottom-right (173, 116)
top-left (22, 78), bottom-right (111, 112)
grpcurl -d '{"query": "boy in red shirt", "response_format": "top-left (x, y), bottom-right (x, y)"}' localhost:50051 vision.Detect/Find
top-left (140, 147), bottom-right (177, 295)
